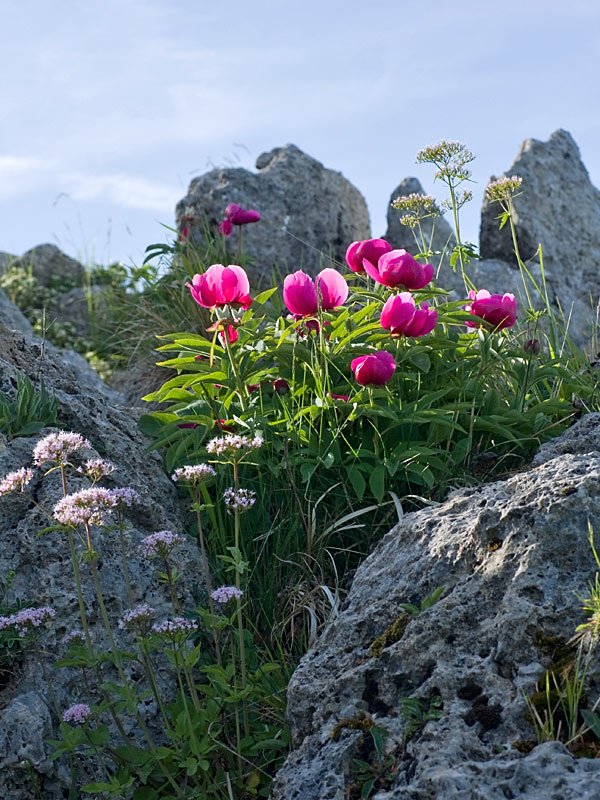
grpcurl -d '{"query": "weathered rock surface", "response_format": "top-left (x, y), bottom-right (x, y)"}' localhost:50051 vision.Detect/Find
top-left (11, 243), bottom-right (85, 288)
top-left (271, 415), bottom-right (600, 800)
top-left (0, 315), bottom-right (202, 798)
top-left (0, 251), bottom-right (15, 274)
top-left (480, 129), bottom-right (600, 348)
top-left (176, 144), bottom-right (370, 284)
top-left (384, 177), bottom-right (456, 260)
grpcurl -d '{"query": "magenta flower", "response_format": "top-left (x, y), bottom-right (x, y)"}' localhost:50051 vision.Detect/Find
top-left (362, 249), bottom-right (434, 290)
top-left (350, 351), bottom-right (396, 387)
top-left (464, 290), bottom-right (517, 330)
top-left (273, 378), bottom-right (290, 395)
top-left (345, 238), bottom-right (393, 274)
top-left (218, 203), bottom-right (261, 236)
top-left (187, 264), bottom-right (252, 310)
top-left (283, 268), bottom-right (348, 317)
top-left (380, 292), bottom-right (438, 338)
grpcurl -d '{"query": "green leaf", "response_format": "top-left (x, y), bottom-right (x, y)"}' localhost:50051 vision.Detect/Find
top-left (369, 464), bottom-right (386, 503)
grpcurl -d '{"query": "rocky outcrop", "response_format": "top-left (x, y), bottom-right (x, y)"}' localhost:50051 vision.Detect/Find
top-left (11, 243), bottom-right (85, 288)
top-left (480, 129), bottom-right (600, 347)
top-left (271, 414), bottom-right (600, 800)
top-left (0, 315), bottom-right (201, 798)
top-left (0, 251), bottom-right (15, 274)
top-left (176, 144), bottom-right (370, 284)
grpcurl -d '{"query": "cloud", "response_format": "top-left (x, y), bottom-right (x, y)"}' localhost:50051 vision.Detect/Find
top-left (0, 156), bottom-right (56, 200)
top-left (60, 171), bottom-right (180, 212)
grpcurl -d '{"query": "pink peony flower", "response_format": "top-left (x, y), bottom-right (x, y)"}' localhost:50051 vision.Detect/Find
top-left (345, 238), bottom-right (393, 274)
top-left (362, 249), bottom-right (434, 290)
top-left (380, 292), bottom-right (438, 337)
top-left (464, 290), bottom-right (517, 330)
top-left (283, 269), bottom-right (348, 317)
top-left (273, 378), bottom-right (290, 395)
top-left (187, 264), bottom-right (252, 310)
top-left (350, 351), bottom-right (396, 386)
top-left (218, 203), bottom-right (261, 236)
top-left (218, 324), bottom-right (239, 345)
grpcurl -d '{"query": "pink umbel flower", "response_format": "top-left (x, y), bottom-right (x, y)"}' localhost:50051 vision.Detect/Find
top-left (362, 249), bottom-right (434, 290)
top-left (0, 606), bottom-right (56, 637)
top-left (53, 487), bottom-right (117, 527)
top-left (350, 351), bottom-right (396, 387)
top-left (108, 487), bottom-right (141, 508)
top-left (187, 264), bottom-right (252, 310)
top-left (139, 531), bottom-right (185, 559)
top-left (118, 604), bottom-right (156, 633)
top-left (464, 290), bottom-right (517, 330)
top-left (345, 238), bottom-right (393, 274)
top-left (62, 703), bottom-right (92, 725)
top-left (380, 292), bottom-right (438, 337)
top-left (0, 467), bottom-right (34, 496)
top-left (283, 269), bottom-right (348, 317)
top-left (172, 464), bottom-right (216, 485)
top-left (223, 487), bottom-right (256, 515)
top-left (151, 617), bottom-right (197, 638)
top-left (77, 459), bottom-right (116, 482)
top-left (206, 433), bottom-right (263, 458)
top-left (211, 586), bottom-right (244, 604)
top-left (33, 431), bottom-right (91, 466)
top-left (218, 203), bottom-right (261, 236)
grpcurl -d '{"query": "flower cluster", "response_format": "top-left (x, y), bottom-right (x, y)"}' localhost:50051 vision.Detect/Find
top-left (77, 459), bottom-right (116, 482)
top-left (108, 487), bottom-right (141, 508)
top-left (33, 431), bottom-right (90, 466)
top-left (206, 433), bottom-right (263, 458)
top-left (172, 464), bottom-right (216, 485)
top-left (416, 140), bottom-right (475, 182)
top-left (0, 606), bottom-right (56, 637)
top-left (218, 203), bottom-right (261, 237)
top-left (53, 487), bottom-right (117, 527)
top-left (391, 193), bottom-right (440, 228)
top-left (62, 703), bottom-right (92, 725)
top-left (211, 586), bottom-right (244, 604)
top-left (283, 269), bottom-right (348, 317)
top-left (223, 487), bottom-right (256, 515)
top-left (118, 603), bottom-right (156, 633)
top-left (139, 530), bottom-right (185, 559)
top-left (151, 617), bottom-right (197, 638)
top-left (62, 629), bottom-right (85, 646)
top-left (486, 175), bottom-right (523, 203)
top-left (0, 467), bottom-right (34, 496)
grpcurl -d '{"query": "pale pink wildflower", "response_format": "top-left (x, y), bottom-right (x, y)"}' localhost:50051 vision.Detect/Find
top-left (32, 432), bottom-right (90, 466)
top-left (53, 487), bottom-right (117, 527)
top-left (0, 468), bottom-right (34, 496)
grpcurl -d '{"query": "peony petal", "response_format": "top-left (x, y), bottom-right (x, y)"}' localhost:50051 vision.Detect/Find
top-left (317, 268), bottom-right (348, 310)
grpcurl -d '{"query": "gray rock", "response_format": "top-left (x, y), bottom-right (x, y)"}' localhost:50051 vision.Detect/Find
top-left (480, 130), bottom-right (600, 348)
top-left (0, 287), bottom-right (34, 335)
top-left (0, 251), bottom-right (16, 274)
top-left (271, 416), bottom-right (600, 799)
top-left (176, 144), bottom-right (370, 284)
top-left (384, 177), bottom-right (456, 261)
top-left (0, 317), bottom-right (203, 797)
top-left (52, 284), bottom-right (107, 339)
top-left (12, 243), bottom-right (85, 289)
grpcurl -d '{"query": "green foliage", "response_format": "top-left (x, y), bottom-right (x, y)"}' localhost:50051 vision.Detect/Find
top-left (0, 372), bottom-right (58, 438)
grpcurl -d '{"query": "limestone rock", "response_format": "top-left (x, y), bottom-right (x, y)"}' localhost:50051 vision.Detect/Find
top-left (384, 177), bottom-right (456, 260)
top-left (271, 416), bottom-right (600, 799)
top-left (176, 144), bottom-right (370, 284)
top-left (0, 316), bottom-right (203, 797)
top-left (0, 251), bottom-right (16, 274)
top-left (0, 287), bottom-right (34, 335)
top-left (11, 243), bottom-right (85, 289)
top-left (480, 130), bottom-right (600, 347)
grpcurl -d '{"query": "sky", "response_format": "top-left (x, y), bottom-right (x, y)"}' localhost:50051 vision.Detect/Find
top-left (1, 0), bottom-right (599, 268)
